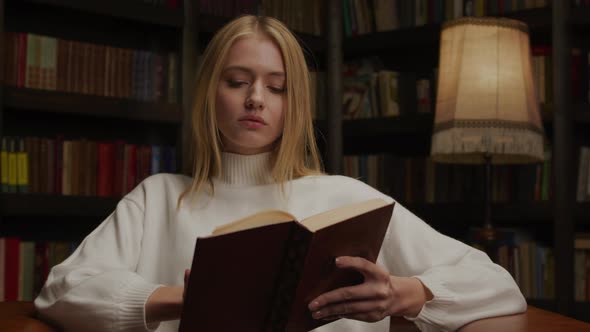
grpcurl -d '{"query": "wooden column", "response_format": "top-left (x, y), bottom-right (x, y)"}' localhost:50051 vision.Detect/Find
top-left (552, 0), bottom-right (574, 316)
top-left (181, 0), bottom-right (199, 176)
top-left (326, 0), bottom-right (342, 174)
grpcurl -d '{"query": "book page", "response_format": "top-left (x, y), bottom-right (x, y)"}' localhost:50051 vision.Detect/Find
top-left (301, 198), bottom-right (390, 232)
top-left (212, 210), bottom-right (297, 236)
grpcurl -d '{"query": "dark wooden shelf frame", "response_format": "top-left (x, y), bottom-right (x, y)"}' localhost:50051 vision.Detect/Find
top-left (4, 192), bottom-right (589, 224)
top-left (3, 87), bottom-right (182, 124)
top-left (0, 193), bottom-right (118, 217)
top-left (21, 0), bottom-right (184, 27)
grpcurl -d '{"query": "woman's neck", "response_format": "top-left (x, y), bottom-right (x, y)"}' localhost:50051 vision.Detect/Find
top-left (216, 152), bottom-right (274, 186)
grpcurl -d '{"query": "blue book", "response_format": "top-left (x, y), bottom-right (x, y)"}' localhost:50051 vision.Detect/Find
top-left (151, 145), bottom-right (161, 174)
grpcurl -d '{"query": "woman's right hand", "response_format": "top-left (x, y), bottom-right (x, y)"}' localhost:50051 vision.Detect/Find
top-left (145, 269), bottom-right (190, 324)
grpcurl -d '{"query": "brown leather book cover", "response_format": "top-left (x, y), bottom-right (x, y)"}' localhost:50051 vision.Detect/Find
top-left (179, 199), bottom-right (394, 332)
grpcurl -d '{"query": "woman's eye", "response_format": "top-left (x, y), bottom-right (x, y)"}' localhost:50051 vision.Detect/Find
top-left (227, 80), bottom-right (248, 88)
top-left (269, 86), bottom-right (286, 93)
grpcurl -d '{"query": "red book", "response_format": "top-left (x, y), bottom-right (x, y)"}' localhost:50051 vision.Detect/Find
top-left (126, 144), bottom-right (137, 194)
top-left (113, 140), bottom-right (125, 197)
top-left (4, 237), bottom-right (20, 301)
top-left (97, 142), bottom-right (114, 197)
top-left (17, 33), bottom-right (27, 87)
top-left (34, 242), bottom-right (49, 298)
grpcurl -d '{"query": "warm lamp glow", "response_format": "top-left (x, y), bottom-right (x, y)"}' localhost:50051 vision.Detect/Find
top-left (431, 17), bottom-right (545, 164)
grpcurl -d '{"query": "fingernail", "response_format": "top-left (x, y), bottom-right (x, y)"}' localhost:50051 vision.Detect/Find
top-left (312, 311), bottom-right (322, 319)
top-left (309, 301), bottom-right (319, 310)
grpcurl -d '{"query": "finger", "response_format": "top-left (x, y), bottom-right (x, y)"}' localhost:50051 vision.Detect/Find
top-left (309, 283), bottom-right (379, 311)
top-left (322, 311), bottom-right (389, 323)
top-left (311, 300), bottom-right (386, 321)
top-left (184, 269), bottom-right (190, 284)
top-left (335, 256), bottom-right (382, 280)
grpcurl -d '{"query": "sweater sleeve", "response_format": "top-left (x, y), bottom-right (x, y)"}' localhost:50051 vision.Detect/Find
top-left (380, 202), bottom-right (527, 331)
top-left (34, 197), bottom-right (162, 332)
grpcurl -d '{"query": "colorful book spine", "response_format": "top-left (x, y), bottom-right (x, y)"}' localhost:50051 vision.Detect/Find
top-left (16, 138), bottom-right (29, 193)
top-left (1, 137), bottom-right (8, 192)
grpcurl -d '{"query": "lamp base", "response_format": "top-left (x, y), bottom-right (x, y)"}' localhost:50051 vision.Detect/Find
top-left (471, 226), bottom-right (500, 262)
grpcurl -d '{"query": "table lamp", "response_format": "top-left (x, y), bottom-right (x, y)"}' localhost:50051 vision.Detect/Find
top-left (430, 17), bottom-right (545, 256)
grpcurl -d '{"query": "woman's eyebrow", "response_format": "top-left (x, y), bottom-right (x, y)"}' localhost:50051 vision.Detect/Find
top-left (223, 65), bottom-right (284, 77)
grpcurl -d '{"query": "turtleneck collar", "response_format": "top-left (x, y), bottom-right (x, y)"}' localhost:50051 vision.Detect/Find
top-left (216, 152), bottom-right (274, 186)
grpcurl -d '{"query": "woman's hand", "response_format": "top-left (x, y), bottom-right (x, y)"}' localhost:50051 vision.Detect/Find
top-left (308, 256), bottom-right (433, 322)
top-left (145, 269), bottom-right (190, 324)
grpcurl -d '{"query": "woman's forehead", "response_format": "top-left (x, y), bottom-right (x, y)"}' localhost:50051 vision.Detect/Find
top-left (223, 35), bottom-right (285, 73)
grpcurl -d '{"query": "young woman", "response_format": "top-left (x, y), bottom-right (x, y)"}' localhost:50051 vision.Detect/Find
top-left (34, 15), bottom-right (526, 332)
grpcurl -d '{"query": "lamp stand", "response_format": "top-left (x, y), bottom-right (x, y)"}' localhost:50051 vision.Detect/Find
top-left (477, 154), bottom-right (499, 261)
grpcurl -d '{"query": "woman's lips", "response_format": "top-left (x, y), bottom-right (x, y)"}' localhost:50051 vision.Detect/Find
top-left (239, 115), bottom-right (266, 129)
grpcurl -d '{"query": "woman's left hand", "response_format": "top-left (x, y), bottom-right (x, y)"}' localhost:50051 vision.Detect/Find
top-left (308, 256), bottom-right (433, 322)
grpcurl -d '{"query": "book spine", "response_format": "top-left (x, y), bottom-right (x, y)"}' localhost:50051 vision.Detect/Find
top-left (263, 225), bottom-right (311, 331)
top-left (16, 138), bottom-right (29, 193)
top-left (8, 138), bottom-right (17, 193)
top-left (1, 137), bottom-right (8, 192)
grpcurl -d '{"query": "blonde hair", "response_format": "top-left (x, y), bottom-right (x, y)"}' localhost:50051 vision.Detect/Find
top-left (178, 15), bottom-right (323, 207)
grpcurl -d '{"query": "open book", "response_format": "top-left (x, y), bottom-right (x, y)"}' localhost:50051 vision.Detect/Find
top-left (178, 198), bottom-right (395, 332)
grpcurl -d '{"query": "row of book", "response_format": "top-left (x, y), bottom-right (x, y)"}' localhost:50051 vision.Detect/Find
top-left (577, 146), bottom-right (590, 202)
top-left (575, 234), bottom-right (590, 302)
top-left (531, 47), bottom-right (590, 106)
top-left (3, 33), bottom-right (180, 103)
top-left (136, 0), bottom-right (181, 8)
top-left (197, 0), bottom-right (258, 17)
top-left (259, 0), bottom-right (323, 36)
top-left (342, 152), bottom-right (552, 204)
top-left (469, 228), bottom-right (554, 299)
top-left (344, 0), bottom-right (550, 36)
top-left (0, 237), bottom-right (77, 302)
top-left (197, 0), bottom-right (322, 36)
top-left (342, 59), bottom-right (434, 119)
top-left (0, 136), bottom-right (176, 197)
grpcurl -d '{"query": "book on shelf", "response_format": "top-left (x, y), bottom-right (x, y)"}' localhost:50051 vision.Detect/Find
top-left (0, 135), bottom-right (176, 197)
top-left (3, 32), bottom-right (180, 104)
top-left (179, 198), bottom-right (394, 332)
top-left (0, 237), bottom-right (78, 301)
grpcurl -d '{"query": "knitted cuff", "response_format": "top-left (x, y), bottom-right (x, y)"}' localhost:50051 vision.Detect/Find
top-left (403, 275), bottom-right (458, 331)
top-left (115, 280), bottom-right (163, 332)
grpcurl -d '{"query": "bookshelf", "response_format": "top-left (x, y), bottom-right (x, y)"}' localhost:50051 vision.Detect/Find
top-left (0, 0), bottom-right (191, 286)
top-left (332, 0), bottom-right (590, 323)
top-left (0, 193), bottom-right (118, 217)
top-left (3, 87), bottom-right (182, 123)
top-left (20, 0), bottom-right (184, 27)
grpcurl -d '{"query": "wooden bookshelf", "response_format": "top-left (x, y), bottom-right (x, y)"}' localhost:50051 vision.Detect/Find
top-left (197, 14), bottom-right (325, 53)
top-left (21, 0), bottom-right (184, 27)
top-left (0, 193), bottom-right (118, 217)
top-left (337, 111), bottom-right (559, 138)
top-left (343, 8), bottom-right (552, 57)
top-left (3, 87), bottom-right (182, 124)
top-left (408, 201), bottom-right (553, 226)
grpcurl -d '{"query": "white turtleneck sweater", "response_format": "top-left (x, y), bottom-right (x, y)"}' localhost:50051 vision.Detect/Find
top-left (34, 152), bottom-right (526, 332)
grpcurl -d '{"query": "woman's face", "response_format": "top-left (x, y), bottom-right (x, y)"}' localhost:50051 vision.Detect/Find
top-left (215, 34), bottom-right (286, 155)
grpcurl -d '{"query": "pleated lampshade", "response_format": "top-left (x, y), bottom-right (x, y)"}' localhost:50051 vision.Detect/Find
top-left (431, 17), bottom-right (545, 164)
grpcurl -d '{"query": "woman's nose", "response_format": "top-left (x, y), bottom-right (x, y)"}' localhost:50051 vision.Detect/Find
top-left (245, 82), bottom-right (264, 110)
